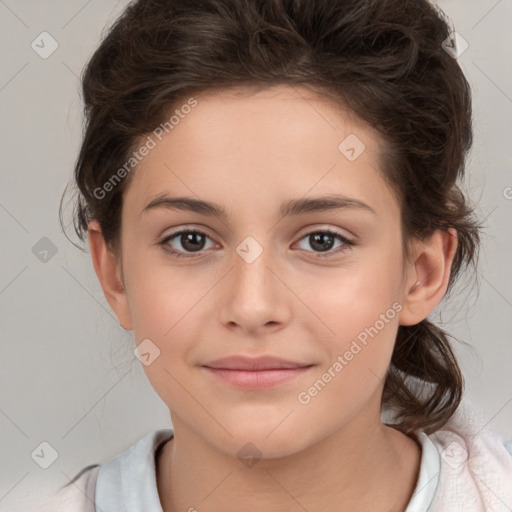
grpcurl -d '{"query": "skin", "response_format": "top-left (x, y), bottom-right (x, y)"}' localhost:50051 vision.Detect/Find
top-left (88, 84), bottom-right (458, 512)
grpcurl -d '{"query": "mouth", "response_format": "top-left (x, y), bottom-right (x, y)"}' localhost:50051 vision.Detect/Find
top-left (201, 355), bottom-right (315, 389)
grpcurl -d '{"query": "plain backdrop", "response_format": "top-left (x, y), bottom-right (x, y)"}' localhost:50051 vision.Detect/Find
top-left (1, 0), bottom-right (511, 506)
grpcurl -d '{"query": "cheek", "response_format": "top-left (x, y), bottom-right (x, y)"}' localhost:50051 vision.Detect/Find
top-left (124, 258), bottom-right (215, 383)
top-left (124, 251), bottom-right (201, 339)
top-left (300, 256), bottom-right (401, 333)
top-left (300, 254), bottom-right (402, 377)
top-left (295, 281), bottom-right (401, 425)
top-left (127, 269), bottom-right (199, 409)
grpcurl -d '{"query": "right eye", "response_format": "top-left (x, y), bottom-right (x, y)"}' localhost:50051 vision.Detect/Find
top-left (160, 228), bottom-right (217, 258)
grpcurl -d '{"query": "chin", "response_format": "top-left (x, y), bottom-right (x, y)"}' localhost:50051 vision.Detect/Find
top-left (213, 425), bottom-right (312, 462)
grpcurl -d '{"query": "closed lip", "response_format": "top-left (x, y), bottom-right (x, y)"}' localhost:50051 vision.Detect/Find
top-left (202, 355), bottom-right (314, 371)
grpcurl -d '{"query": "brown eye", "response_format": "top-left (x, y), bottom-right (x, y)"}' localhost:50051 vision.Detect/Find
top-left (160, 229), bottom-right (215, 257)
top-left (295, 230), bottom-right (354, 258)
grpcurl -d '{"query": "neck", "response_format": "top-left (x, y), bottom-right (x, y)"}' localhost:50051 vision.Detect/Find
top-left (156, 414), bottom-right (422, 512)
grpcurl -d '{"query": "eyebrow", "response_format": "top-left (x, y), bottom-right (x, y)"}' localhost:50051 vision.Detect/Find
top-left (142, 194), bottom-right (376, 218)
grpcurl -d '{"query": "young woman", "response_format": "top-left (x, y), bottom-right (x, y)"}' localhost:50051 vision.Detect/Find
top-left (39, 0), bottom-right (512, 510)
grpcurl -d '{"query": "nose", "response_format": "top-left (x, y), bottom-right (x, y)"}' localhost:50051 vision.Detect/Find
top-left (217, 239), bottom-right (291, 335)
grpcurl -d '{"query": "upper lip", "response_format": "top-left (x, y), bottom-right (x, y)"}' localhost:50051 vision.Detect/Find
top-left (203, 356), bottom-right (313, 371)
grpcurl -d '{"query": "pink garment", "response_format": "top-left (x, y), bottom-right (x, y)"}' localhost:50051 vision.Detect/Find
top-left (426, 398), bottom-right (512, 511)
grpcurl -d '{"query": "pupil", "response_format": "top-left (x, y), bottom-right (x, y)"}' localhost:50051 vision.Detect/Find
top-left (182, 232), bottom-right (204, 252)
top-left (311, 233), bottom-right (333, 252)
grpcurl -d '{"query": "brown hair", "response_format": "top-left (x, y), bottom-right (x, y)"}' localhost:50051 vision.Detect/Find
top-left (61, 0), bottom-right (483, 435)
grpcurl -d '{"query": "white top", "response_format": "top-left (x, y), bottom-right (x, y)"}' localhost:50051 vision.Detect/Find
top-left (15, 399), bottom-right (512, 512)
top-left (78, 429), bottom-right (442, 512)
top-left (54, 429), bottom-right (442, 512)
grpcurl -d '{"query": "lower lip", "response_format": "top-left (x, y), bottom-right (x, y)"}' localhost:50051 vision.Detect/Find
top-left (202, 366), bottom-right (313, 389)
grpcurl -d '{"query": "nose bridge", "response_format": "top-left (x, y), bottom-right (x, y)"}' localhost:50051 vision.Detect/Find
top-left (232, 233), bottom-right (275, 300)
top-left (219, 233), bottom-right (288, 330)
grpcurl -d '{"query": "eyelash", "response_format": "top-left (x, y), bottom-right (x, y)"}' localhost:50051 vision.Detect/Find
top-left (159, 228), bottom-right (355, 259)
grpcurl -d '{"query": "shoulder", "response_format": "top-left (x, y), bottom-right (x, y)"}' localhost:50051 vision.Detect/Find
top-left (34, 428), bottom-right (174, 512)
top-left (39, 465), bottom-right (100, 512)
top-left (6, 465), bottom-right (102, 512)
top-left (426, 399), bottom-right (512, 511)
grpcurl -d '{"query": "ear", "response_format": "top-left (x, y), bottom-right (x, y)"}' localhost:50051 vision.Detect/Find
top-left (399, 228), bottom-right (458, 326)
top-left (87, 220), bottom-right (133, 330)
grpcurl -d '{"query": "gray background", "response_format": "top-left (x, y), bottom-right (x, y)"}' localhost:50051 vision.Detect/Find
top-left (1, 0), bottom-right (511, 507)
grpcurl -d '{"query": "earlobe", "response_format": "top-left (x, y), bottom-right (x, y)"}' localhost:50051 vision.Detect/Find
top-left (399, 228), bottom-right (458, 326)
top-left (87, 220), bottom-right (133, 330)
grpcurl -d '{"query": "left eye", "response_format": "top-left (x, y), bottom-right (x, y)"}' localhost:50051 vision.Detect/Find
top-left (159, 229), bottom-right (354, 258)
top-left (294, 230), bottom-right (354, 258)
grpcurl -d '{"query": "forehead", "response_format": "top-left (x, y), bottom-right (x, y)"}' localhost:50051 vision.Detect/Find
top-left (123, 84), bottom-right (399, 222)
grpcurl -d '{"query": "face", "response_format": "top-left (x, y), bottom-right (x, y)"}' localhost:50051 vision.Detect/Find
top-left (106, 84), bottom-right (417, 458)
